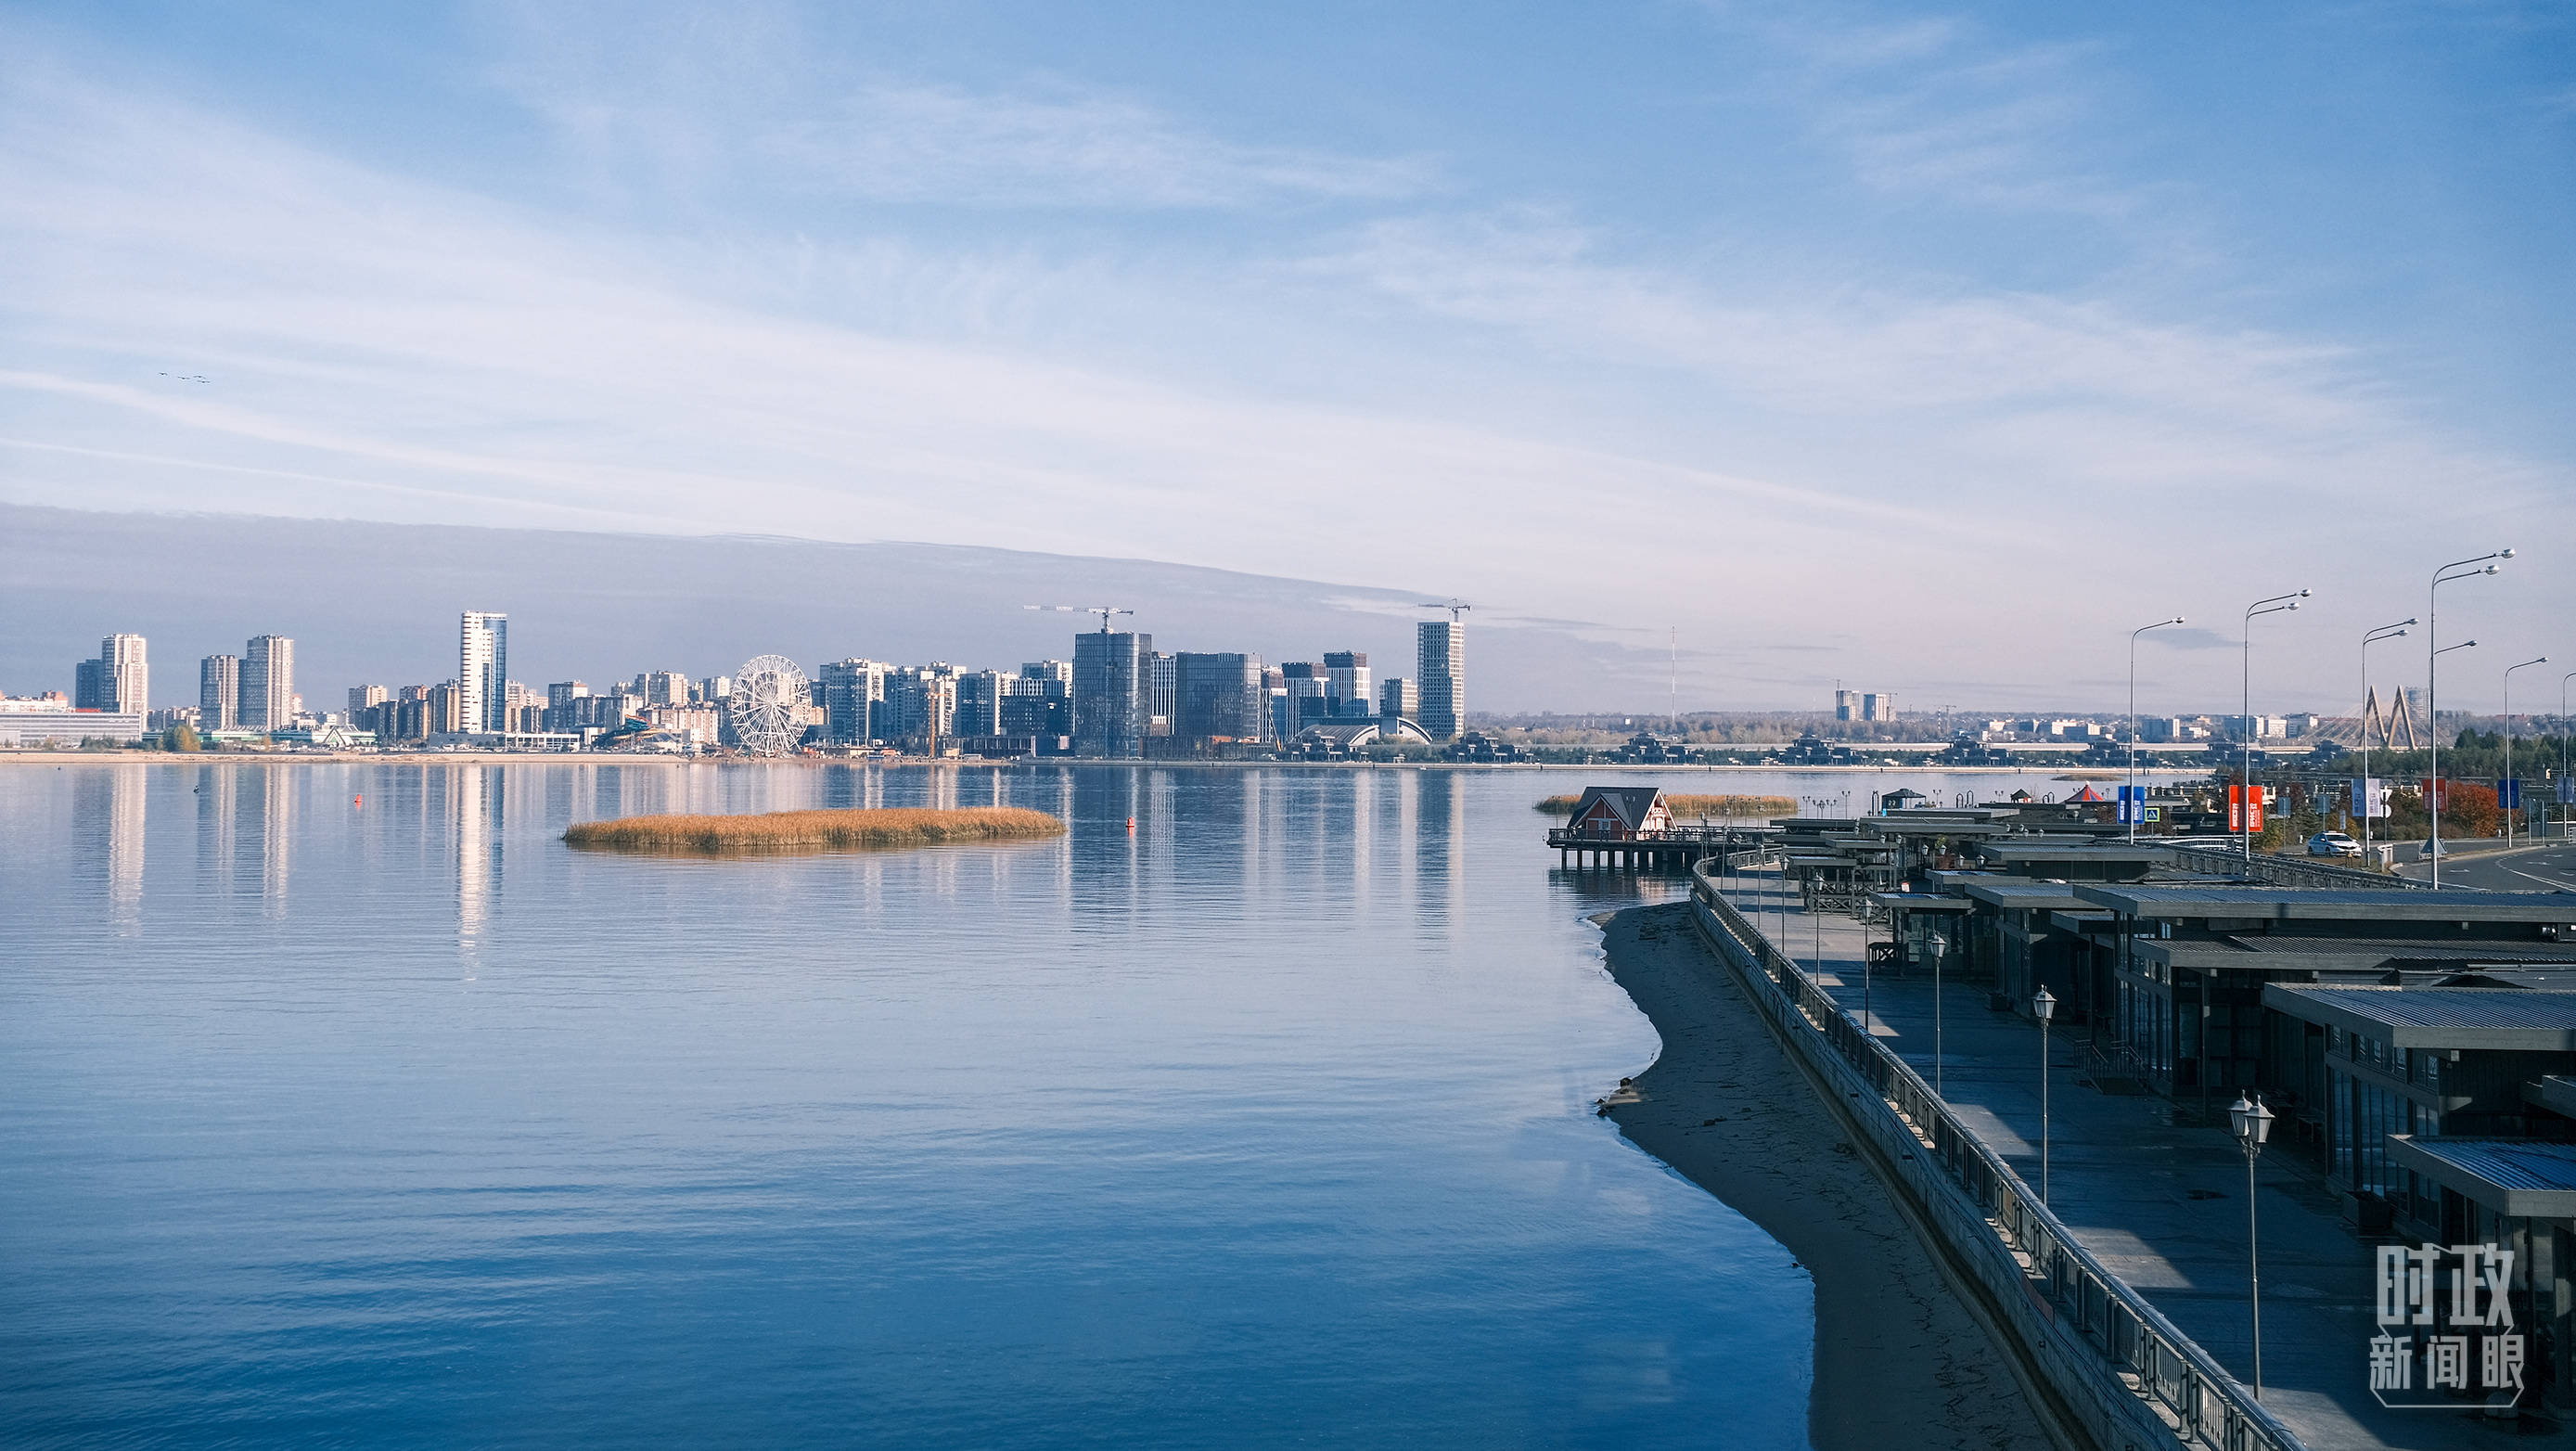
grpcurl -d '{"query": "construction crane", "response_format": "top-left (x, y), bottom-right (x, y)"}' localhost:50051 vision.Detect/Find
top-left (1026, 604), bottom-right (1134, 633)
top-left (1417, 598), bottom-right (1472, 623)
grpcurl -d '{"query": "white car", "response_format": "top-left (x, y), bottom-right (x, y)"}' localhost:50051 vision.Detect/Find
top-left (2307, 830), bottom-right (2363, 858)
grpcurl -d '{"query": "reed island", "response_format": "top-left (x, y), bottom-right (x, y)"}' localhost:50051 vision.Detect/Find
top-left (564, 806), bottom-right (1068, 854)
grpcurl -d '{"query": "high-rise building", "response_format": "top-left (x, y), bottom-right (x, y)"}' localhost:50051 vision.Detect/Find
top-left (458, 612), bottom-right (507, 734)
top-left (1148, 652), bottom-right (1175, 737)
top-left (697, 675), bottom-right (733, 706)
top-left (1324, 651), bottom-right (1371, 720)
top-left (879, 664), bottom-right (958, 745)
top-left (1861, 692), bottom-right (1894, 723)
top-left (955, 670), bottom-right (1008, 738)
top-left (1834, 689), bottom-right (1860, 722)
top-left (1173, 652), bottom-right (1265, 744)
top-left (1072, 630), bottom-right (1152, 757)
top-left (819, 660), bottom-right (889, 744)
top-left (1417, 621), bottom-right (1463, 740)
top-left (101, 634), bottom-right (148, 713)
top-left (241, 635), bottom-right (295, 730)
top-left (347, 684), bottom-right (388, 717)
top-left (73, 658), bottom-right (104, 710)
top-left (427, 681), bottom-right (466, 737)
top-left (1001, 663), bottom-right (1072, 738)
top-left (545, 681), bottom-right (591, 734)
top-left (202, 656), bottom-right (244, 730)
top-left (1379, 677), bottom-right (1417, 722)
top-left (1279, 662), bottom-right (1327, 732)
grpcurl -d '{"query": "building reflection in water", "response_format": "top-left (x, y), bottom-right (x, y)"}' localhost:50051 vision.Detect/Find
top-left (454, 765), bottom-right (501, 972)
top-left (259, 764), bottom-right (293, 919)
top-left (104, 764), bottom-right (147, 935)
top-left (196, 764), bottom-right (237, 893)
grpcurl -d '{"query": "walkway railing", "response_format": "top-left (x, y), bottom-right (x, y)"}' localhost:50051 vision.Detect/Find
top-left (1689, 864), bottom-right (2303, 1451)
top-left (2159, 842), bottom-right (2423, 891)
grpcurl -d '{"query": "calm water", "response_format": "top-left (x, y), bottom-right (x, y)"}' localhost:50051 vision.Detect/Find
top-left (0, 761), bottom-right (2082, 1448)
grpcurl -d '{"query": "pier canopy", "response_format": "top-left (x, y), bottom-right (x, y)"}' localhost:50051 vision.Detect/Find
top-left (1561, 786), bottom-right (1672, 841)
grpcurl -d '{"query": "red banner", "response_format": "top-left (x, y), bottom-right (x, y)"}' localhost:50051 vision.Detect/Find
top-left (2229, 784), bottom-right (2266, 833)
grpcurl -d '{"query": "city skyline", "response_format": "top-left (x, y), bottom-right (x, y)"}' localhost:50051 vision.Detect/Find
top-left (1, 5), bottom-right (2566, 708)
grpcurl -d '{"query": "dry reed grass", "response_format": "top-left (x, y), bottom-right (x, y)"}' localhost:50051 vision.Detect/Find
top-left (564, 805), bottom-right (1068, 854)
top-left (1535, 792), bottom-right (1795, 818)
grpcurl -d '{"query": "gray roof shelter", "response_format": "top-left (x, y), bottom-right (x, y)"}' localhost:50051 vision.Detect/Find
top-left (2077, 886), bottom-right (2576, 926)
top-left (2386, 1137), bottom-right (2576, 1219)
top-left (2261, 985), bottom-right (2576, 1050)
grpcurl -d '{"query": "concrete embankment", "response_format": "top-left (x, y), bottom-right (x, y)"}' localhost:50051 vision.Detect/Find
top-left (1596, 905), bottom-right (2052, 1451)
top-left (1675, 866), bottom-right (2305, 1451)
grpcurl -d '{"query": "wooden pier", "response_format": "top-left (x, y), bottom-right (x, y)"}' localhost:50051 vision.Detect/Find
top-left (1547, 824), bottom-right (1749, 873)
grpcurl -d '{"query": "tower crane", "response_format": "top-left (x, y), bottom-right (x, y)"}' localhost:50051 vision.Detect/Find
top-left (1026, 604), bottom-right (1134, 633)
top-left (1417, 598), bottom-right (1472, 623)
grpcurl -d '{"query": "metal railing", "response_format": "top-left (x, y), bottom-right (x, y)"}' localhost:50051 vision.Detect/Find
top-left (1689, 863), bottom-right (2303, 1451)
top-left (2159, 842), bottom-right (2424, 891)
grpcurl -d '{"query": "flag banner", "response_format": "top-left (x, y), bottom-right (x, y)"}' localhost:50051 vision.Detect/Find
top-left (2352, 777), bottom-right (2390, 818)
top-left (2561, 777), bottom-right (2575, 805)
top-left (2500, 779), bottom-right (2521, 810)
top-left (2228, 784), bottom-right (2265, 833)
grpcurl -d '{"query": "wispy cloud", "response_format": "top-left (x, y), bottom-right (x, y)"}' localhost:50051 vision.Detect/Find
top-left (1701, 3), bottom-right (2144, 219)
top-left (482, 7), bottom-right (1427, 210)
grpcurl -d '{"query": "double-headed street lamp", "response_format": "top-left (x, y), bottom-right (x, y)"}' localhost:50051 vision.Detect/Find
top-left (2358, 621), bottom-right (2414, 856)
top-left (2241, 590), bottom-right (2310, 863)
top-left (2430, 640), bottom-right (2480, 860)
top-left (2430, 550), bottom-right (2514, 886)
top-left (2506, 657), bottom-right (2551, 847)
top-left (2228, 1092), bottom-right (2276, 1399)
top-left (2032, 985), bottom-right (2056, 1204)
top-left (2129, 616), bottom-right (2185, 843)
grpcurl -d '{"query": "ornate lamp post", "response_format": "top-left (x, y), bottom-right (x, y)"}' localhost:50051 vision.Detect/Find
top-left (1930, 931), bottom-right (1948, 1099)
top-left (2032, 986), bottom-right (2056, 1204)
top-left (2228, 1092), bottom-right (2276, 1399)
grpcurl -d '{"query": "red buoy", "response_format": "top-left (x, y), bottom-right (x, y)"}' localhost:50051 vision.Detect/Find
top-left (1126, 816), bottom-right (1136, 832)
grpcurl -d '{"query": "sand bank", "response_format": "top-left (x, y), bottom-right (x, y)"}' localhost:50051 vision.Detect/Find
top-left (1595, 903), bottom-right (2050, 1451)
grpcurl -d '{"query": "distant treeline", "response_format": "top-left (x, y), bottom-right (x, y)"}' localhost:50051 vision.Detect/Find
top-left (565, 806), bottom-right (1066, 854)
top-left (1535, 793), bottom-right (1795, 818)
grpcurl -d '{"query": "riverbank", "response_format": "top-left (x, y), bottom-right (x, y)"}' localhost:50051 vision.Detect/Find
top-left (0, 751), bottom-right (2208, 775)
top-left (1593, 904), bottom-right (2049, 1451)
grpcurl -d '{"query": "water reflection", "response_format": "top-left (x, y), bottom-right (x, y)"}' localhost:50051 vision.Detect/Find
top-left (455, 764), bottom-right (498, 970)
top-left (107, 765), bottom-right (145, 934)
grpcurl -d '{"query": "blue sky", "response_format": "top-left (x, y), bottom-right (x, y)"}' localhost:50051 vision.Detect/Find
top-left (1, 1), bottom-right (2568, 711)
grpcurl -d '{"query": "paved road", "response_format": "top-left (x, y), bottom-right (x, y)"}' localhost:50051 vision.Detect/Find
top-left (2394, 841), bottom-right (2576, 892)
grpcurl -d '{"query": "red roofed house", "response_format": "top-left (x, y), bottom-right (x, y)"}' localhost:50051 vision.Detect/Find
top-left (1565, 786), bottom-right (1673, 840)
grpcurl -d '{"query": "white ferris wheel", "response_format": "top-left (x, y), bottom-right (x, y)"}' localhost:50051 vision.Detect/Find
top-left (727, 654), bottom-right (808, 757)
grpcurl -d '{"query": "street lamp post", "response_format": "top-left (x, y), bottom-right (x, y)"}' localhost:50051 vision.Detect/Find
top-left (2564, 671), bottom-right (2575, 842)
top-left (2130, 616), bottom-right (2185, 843)
top-left (2241, 591), bottom-right (2310, 864)
top-left (2506, 657), bottom-right (2550, 847)
top-left (2358, 621), bottom-right (2414, 858)
top-left (2430, 551), bottom-right (2514, 886)
top-left (1930, 931), bottom-right (1948, 1099)
top-left (2032, 985), bottom-right (2057, 1204)
top-left (2228, 1093), bottom-right (2276, 1399)
top-left (2429, 640), bottom-right (2479, 862)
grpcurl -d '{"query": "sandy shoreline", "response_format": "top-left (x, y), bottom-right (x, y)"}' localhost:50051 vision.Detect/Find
top-left (1594, 903), bottom-right (2050, 1451)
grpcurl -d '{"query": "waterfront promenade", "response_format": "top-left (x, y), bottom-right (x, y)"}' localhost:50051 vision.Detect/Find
top-left (1717, 865), bottom-right (2521, 1450)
